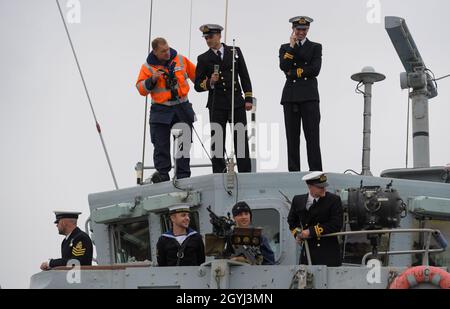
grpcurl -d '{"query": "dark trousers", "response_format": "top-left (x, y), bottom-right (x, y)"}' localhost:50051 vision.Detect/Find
top-left (300, 238), bottom-right (342, 267)
top-left (283, 100), bottom-right (322, 172)
top-left (150, 114), bottom-right (192, 179)
top-left (209, 107), bottom-right (251, 173)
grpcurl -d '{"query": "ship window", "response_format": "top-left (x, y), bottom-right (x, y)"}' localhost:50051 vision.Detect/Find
top-left (160, 211), bottom-right (200, 234)
top-left (252, 209), bottom-right (281, 259)
top-left (112, 219), bottom-right (151, 263)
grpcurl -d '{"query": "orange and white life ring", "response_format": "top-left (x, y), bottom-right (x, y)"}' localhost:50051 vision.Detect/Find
top-left (389, 266), bottom-right (450, 289)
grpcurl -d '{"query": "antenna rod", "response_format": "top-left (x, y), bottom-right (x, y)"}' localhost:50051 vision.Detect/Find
top-left (188, 0), bottom-right (193, 59)
top-left (351, 67), bottom-right (385, 176)
top-left (224, 0), bottom-right (229, 44)
top-left (405, 89), bottom-right (411, 168)
top-left (230, 39), bottom-right (236, 160)
top-left (249, 98), bottom-right (257, 172)
top-left (139, 0), bottom-right (154, 184)
top-left (56, 0), bottom-right (119, 190)
top-left (224, 40), bottom-right (237, 191)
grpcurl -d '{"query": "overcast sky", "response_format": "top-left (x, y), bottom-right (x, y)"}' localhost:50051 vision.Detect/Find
top-left (1, 0), bottom-right (449, 288)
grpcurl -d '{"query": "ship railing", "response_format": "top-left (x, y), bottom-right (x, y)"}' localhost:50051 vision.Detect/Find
top-left (321, 228), bottom-right (446, 266)
top-left (142, 164), bottom-right (212, 170)
top-left (134, 162), bottom-right (213, 185)
top-left (51, 262), bottom-right (152, 271)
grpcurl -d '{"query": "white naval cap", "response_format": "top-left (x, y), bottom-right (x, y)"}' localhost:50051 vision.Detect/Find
top-left (302, 171), bottom-right (329, 188)
top-left (168, 204), bottom-right (191, 215)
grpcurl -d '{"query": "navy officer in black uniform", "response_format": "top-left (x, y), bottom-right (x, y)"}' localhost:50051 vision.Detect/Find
top-left (287, 172), bottom-right (343, 266)
top-left (279, 16), bottom-right (323, 172)
top-left (195, 24), bottom-right (253, 173)
top-left (40, 211), bottom-right (93, 270)
top-left (156, 205), bottom-right (205, 266)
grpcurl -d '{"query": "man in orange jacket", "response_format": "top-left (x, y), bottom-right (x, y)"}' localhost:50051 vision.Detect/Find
top-left (136, 38), bottom-right (196, 183)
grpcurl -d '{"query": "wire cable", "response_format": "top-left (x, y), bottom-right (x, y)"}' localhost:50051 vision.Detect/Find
top-left (56, 0), bottom-right (119, 190)
top-left (224, 0), bottom-right (229, 44)
top-left (425, 68), bottom-right (438, 92)
top-left (192, 125), bottom-right (213, 162)
top-left (222, 167), bottom-right (233, 196)
top-left (139, 0), bottom-right (154, 185)
top-left (434, 74), bottom-right (450, 81)
top-left (343, 169), bottom-right (361, 175)
top-left (355, 81), bottom-right (365, 95)
top-left (188, 0), bottom-right (193, 59)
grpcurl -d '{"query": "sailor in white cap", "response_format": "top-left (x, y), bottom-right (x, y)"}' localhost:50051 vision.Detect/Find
top-left (287, 172), bottom-right (343, 266)
top-left (156, 204), bottom-right (205, 266)
top-left (40, 211), bottom-right (93, 270)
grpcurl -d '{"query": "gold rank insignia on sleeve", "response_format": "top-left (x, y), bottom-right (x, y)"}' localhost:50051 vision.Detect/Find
top-left (297, 68), bottom-right (304, 78)
top-left (200, 78), bottom-right (208, 90)
top-left (72, 241), bottom-right (86, 257)
top-left (284, 52), bottom-right (294, 60)
top-left (244, 92), bottom-right (253, 98)
top-left (314, 225), bottom-right (324, 238)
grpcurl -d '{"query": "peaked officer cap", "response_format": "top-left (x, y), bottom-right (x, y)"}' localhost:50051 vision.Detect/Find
top-left (199, 24), bottom-right (224, 37)
top-left (54, 211), bottom-right (82, 224)
top-left (289, 16), bottom-right (314, 29)
top-left (302, 171), bottom-right (329, 188)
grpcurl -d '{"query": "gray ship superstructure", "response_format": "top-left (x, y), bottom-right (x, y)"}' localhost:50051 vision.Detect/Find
top-left (30, 16), bottom-right (450, 289)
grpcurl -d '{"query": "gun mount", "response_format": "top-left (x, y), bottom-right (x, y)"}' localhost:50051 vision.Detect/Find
top-left (342, 182), bottom-right (408, 259)
top-left (205, 206), bottom-right (263, 264)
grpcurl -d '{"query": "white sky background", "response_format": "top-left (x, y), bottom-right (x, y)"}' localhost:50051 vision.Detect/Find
top-left (0, 0), bottom-right (449, 288)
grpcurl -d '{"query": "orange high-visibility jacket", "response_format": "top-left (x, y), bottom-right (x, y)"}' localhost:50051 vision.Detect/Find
top-left (136, 53), bottom-right (196, 104)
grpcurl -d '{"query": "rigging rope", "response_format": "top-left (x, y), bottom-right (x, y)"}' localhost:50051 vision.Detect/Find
top-left (139, 0), bottom-right (154, 184)
top-left (434, 74), bottom-right (450, 81)
top-left (224, 0), bottom-right (229, 44)
top-left (188, 0), bottom-right (193, 59)
top-left (55, 0), bottom-right (119, 190)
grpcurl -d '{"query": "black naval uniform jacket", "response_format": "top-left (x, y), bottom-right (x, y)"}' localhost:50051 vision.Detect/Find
top-left (279, 38), bottom-right (322, 103)
top-left (287, 192), bottom-right (343, 266)
top-left (49, 227), bottom-right (93, 268)
top-left (195, 44), bottom-right (253, 110)
top-left (156, 229), bottom-right (205, 266)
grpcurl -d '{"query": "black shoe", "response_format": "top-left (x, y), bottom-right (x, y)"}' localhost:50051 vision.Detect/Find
top-left (151, 171), bottom-right (170, 184)
top-left (176, 174), bottom-right (191, 180)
